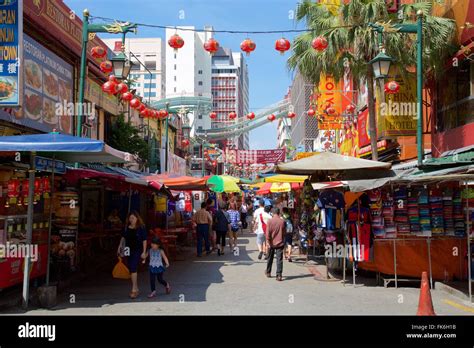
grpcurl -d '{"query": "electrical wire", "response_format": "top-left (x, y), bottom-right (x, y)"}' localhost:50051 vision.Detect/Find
top-left (89, 15), bottom-right (356, 34)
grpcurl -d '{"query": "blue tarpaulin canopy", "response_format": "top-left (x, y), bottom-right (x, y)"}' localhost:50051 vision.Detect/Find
top-left (0, 133), bottom-right (130, 163)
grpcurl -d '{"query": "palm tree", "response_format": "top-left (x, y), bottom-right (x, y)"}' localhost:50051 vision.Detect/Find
top-left (288, 0), bottom-right (456, 161)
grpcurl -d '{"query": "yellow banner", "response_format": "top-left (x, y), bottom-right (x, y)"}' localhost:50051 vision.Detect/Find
top-left (376, 65), bottom-right (417, 137)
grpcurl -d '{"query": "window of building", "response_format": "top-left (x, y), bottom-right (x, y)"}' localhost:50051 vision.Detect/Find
top-left (144, 83), bottom-right (156, 89)
top-left (436, 60), bottom-right (473, 132)
top-left (144, 92), bottom-right (156, 98)
top-left (198, 114), bottom-right (202, 119)
top-left (174, 76), bottom-right (177, 81)
top-left (198, 126), bottom-right (203, 131)
top-left (145, 74), bottom-right (157, 80)
top-left (174, 53), bottom-right (177, 59)
top-left (145, 61), bottom-right (156, 70)
top-left (198, 81), bottom-right (203, 86)
top-left (174, 87), bottom-right (177, 93)
top-left (131, 62), bottom-right (141, 71)
top-left (198, 70), bottom-right (203, 74)
top-left (174, 64), bottom-right (177, 70)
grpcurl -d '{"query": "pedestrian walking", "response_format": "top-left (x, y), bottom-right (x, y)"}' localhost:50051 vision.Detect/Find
top-left (143, 237), bottom-right (171, 298)
top-left (193, 202), bottom-right (213, 257)
top-left (227, 202), bottom-right (240, 252)
top-left (282, 207), bottom-right (295, 262)
top-left (240, 200), bottom-right (249, 230)
top-left (253, 200), bottom-right (271, 260)
top-left (117, 211), bottom-right (147, 299)
top-left (206, 198), bottom-right (217, 251)
top-left (265, 208), bottom-right (286, 281)
top-left (215, 203), bottom-right (231, 256)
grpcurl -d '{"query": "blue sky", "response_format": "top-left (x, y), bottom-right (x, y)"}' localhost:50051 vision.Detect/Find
top-left (65, 0), bottom-right (303, 149)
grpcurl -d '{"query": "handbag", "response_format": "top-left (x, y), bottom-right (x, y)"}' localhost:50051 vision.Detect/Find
top-left (112, 257), bottom-right (131, 279)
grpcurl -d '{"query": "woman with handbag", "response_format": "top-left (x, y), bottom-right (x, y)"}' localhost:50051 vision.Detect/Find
top-left (117, 211), bottom-right (147, 299)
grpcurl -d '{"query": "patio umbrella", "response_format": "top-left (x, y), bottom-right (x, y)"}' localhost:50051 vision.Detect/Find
top-left (264, 174), bottom-right (308, 183)
top-left (277, 152), bottom-right (391, 174)
top-left (207, 175), bottom-right (241, 193)
top-left (256, 182), bottom-right (302, 195)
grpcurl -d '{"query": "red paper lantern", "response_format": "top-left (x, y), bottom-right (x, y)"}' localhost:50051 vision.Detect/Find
top-left (326, 106), bottom-right (336, 115)
top-left (116, 83), bottom-right (128, 94)
top-left (240, 38), bottom-right (256, 56)
top-left (21, 178), bottom-right (29, 196)
top-left (307, 108), bottom-right (316, 117)
top-left (228, 112), bottom-right (237, 120)
top-left (287, 112), bottom-right (296, 118)
top-left (7, 178), bottom-right (20, 198)
top-left (137, 104), bottom-right (146, 112)
top-left (275, 38), bottom-right (291, 55)
top-left (160, 110), bottom-right (169, 118)
top-left (121, 91), bottom-right (134, 102)
top-left (42, 177), bottom-right (51, 193)
top-left (182, 139), bottom-right (190, 147)
top-left (209, 112), bottom-right (217, 120)
top-left (130, 98), bottom-right (141, 109)
top-left (168, 34), bottom-right (185, 51)
top-left (246, 112), bottom-right (255, 120)
top-left (100, 60), bottom-right (113, 74)
top-left (212, 161), bottom-right (217, 167)
top-left (267, 114), bottom-right (276, 122)
top-left (140, 108), bottom-right (149, 117)
top-left (91, 46), bottom-right (107, 59)
top-left (101, 81), bottom-right (117, 95)
top-left (346, 104), bottom-right (356, 113)
top-left (204, 38), bottom-right (220, 55)
top-left (384, 81), bottom-right (400, 94)
top-left (311, 36), bottom-right (328, 51)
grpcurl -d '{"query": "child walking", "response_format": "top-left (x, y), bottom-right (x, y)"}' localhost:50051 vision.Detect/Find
top-left (144, 237), bottom-right (171, 298)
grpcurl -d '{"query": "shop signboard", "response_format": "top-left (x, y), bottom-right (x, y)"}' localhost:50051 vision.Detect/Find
top-left (224, 148), bottom-right (285, 164)
top-left (357, 109), bottom-right (371, 149)
top-left (35, 156), bottom-right (66, 174)
top-left (168, 152), bottom-right (186, 176)
top-left (23, 34), bottom-right (74, 133)
top-left (376, 65), bottom-right (417, 138)
top-left (0, 0), bottom-right (22, 106)
top-left (85, 78), bottom-right (118, 115)
top-left (314, 130), bottom-right (336, 153)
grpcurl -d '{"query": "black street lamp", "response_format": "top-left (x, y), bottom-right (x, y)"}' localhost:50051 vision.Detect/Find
top-left (110, 51), bottom-right (132, 80)
top-left (369, 47), bottom-right (393, 80)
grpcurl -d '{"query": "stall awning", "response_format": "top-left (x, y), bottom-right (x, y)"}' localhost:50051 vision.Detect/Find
top-left (0, 133), bottom-right (131, 163)
top-left (264, 174), bottom-right (308, 183)
top-left (146, 174), bottom-right (208, 191)
top-left (277, 152), bottom-right (391, 174)
top-left (207, 175), bottom-right (241, 193)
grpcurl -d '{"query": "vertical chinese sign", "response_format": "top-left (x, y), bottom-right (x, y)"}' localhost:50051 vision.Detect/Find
top-left (0, 0), bottom-right (22, 106)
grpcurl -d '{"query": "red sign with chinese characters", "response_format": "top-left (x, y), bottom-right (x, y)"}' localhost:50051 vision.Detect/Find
top-left (225, 149), bottom-right (286, 164)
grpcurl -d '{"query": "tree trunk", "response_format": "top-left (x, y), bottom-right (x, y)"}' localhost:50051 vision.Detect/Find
top-left (366, 70), bottom-right (378, 161)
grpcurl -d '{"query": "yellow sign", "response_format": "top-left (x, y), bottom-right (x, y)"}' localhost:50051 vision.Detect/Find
top-left (376, 65), bottom-right (417, 137)
top-left (294, 152), bottom-right (318, 160)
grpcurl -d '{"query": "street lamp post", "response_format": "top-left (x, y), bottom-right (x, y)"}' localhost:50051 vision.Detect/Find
top-left (164, 102), bottom-right (170, 173)
top-left (78, 9), bottom-right (136, 138)
top-left (369, 10), bottom-right (424, 166)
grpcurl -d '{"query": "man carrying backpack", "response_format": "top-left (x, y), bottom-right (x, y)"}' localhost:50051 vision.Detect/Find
top-left (215, 202), bottom-right (231, 256)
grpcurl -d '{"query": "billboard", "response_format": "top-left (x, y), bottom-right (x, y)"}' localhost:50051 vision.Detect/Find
top-left (224, 149), bottom-right (285, 164)
top-left (0, 0), bottom-right (22, 106)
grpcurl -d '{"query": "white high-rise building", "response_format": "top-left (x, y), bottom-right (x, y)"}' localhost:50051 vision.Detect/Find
top-left (165, 26), bottom-right (213, 138)
top-left (211, 48), bottom-right (249, 149)
top-left (103, 38), bottom-right (166, 103)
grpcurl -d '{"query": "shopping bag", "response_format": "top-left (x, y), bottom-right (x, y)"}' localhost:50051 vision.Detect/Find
top-left (112, 257), bottom-right (131, 279)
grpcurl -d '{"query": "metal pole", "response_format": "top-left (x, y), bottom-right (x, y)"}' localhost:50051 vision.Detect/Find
top-left (46, 155), bottom-right (56, 286)
top-left (416, 11), bottom-right (424, 166)
top-left (201, 142), bottom-right (205, 177)
top-left (427, 237), bottom-right (433, 289)
top-left (22, 152), bottom-right (36, 309)
top-left (466, 181), bottom-right (472, 302)
top-left (165, 102), bottom-right (169, 173)
top-left (77, 9), bottom-right (89, 139)
top-left (394, 240), bottom-right (398, 288)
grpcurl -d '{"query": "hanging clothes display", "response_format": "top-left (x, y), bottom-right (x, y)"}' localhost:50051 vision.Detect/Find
top-left (346, 200), bottom-right (373, 262)
top-left (317, 189), bottom-right (345, 243)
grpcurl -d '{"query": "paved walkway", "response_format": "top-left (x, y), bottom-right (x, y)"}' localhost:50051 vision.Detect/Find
top-left (5, 230), bottom-right (474, 315)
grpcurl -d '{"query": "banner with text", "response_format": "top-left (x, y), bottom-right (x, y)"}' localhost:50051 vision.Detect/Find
top-left (224, 149), bottom-right (285, 164)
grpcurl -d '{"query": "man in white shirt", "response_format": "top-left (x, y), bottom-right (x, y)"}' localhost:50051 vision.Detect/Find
top-left (253, 200), bottom-right (271, 260)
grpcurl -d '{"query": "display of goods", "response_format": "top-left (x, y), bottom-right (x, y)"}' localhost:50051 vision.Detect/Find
top-left (429, 187), bottom-right (444, 235)
top-left (417, 187), bottom-right (431, 237)
top-left (368, 189), bottom-right (384, 237)
top-left (407, 188), bottom-right (420, 235)
top-left (382, 189), bottom-right (395, 238)
top-left (443, 187), bottom-right (454, 236)
top-left (393, 187), bottom-right (409, 235)
top-left (453, 189), bottom-right (465, 237)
